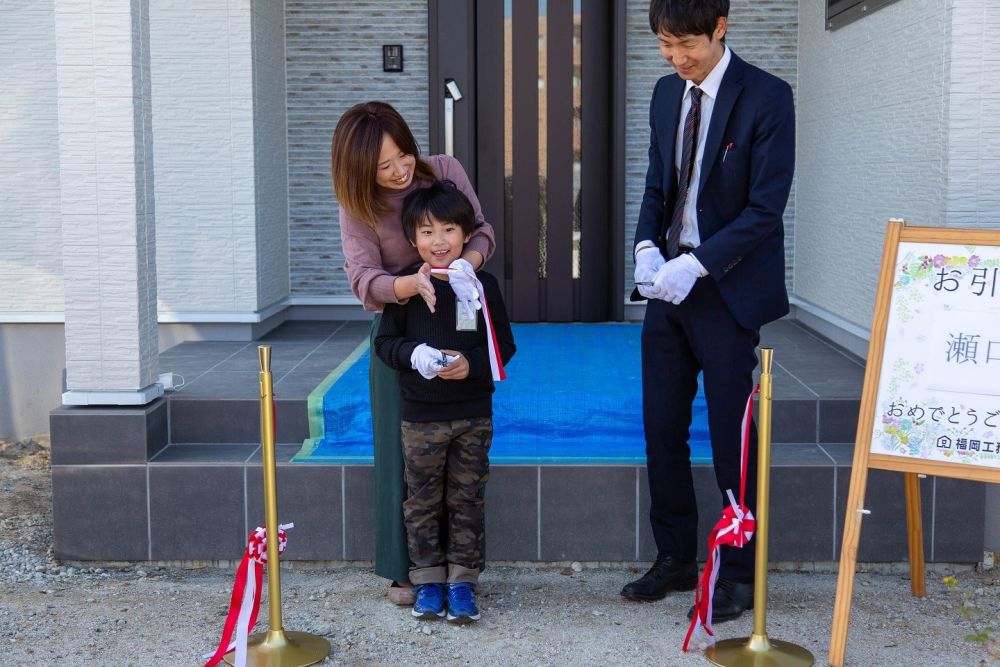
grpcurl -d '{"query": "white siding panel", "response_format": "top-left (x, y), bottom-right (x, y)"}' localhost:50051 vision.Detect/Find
top-left (150, 2), bottom-right (256, 313)
top-left (796, 0), bottom-right (949, 328)
top-left (0, 3), bottom-right (64, 312)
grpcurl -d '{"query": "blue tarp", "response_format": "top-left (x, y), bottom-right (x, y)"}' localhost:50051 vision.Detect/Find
top-left (294, 323), bottom-right (712, 464)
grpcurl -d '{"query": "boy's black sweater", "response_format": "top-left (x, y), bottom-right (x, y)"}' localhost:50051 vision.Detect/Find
top-left (374, 269), bottom-right (516, 422)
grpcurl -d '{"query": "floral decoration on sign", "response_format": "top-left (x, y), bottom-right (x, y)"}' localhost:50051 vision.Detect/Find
top-left (892, 249), bottom-right (999, 323)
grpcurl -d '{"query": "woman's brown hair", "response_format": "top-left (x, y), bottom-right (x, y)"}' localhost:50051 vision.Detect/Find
top-left (330, 101), bottom-right (437, 228)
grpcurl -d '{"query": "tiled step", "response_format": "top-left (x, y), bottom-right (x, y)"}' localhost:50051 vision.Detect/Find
top-left (157, 319), bottom-right (866, 445)
top-left (51, 442), bottom-right (984, 563)
top-left (163, 395), bottom-right (861, 445)
top-left (50, 319), bottom-right (897, 563)
top-left (155, 320), bottom-right (370, 444)
top-left (167, 397), bottom-right (310, 444)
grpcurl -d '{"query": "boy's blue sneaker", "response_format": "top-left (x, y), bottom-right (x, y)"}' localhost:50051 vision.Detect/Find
top-left (411, 583), bottom-right (446, 619)
top-left (446, 582), bottom-right (481, 624)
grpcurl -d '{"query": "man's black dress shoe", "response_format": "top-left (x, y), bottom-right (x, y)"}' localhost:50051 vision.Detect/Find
top-left (621, 556), bottom-right (698, 601)
top-left (687, 578), bottom-right (754, 623)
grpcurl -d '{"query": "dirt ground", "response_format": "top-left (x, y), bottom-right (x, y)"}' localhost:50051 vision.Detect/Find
top-left (1, 436), bottom-right (997, 666)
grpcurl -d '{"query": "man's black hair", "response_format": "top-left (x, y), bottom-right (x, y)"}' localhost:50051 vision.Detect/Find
top-left (401, 179), bottom-right (482, 244)
top-left (649, 0), bottom-right (729, 38)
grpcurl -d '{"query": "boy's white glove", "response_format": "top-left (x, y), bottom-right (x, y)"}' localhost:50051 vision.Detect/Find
top-left (410, 343), bottom-right (458, 379)
top-left (650, 253), bottom-right (706, 304)
top-left (447, 258), bottom-right (481, 311)
top-left (410, 344), bottom-right (443, 379)
top-left (634, 247), bottom-right (666, 300)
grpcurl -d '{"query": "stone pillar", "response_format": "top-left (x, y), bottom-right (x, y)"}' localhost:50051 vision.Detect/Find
top-left (56, 0), bottom-right (160, 405)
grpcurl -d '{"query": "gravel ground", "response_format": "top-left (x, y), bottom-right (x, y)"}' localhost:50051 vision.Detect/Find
top-left (1, 436), bottom-right (997, 666)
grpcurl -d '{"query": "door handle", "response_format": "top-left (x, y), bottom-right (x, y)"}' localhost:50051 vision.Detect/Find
top-left (444, 79), bottom-right (463, 157)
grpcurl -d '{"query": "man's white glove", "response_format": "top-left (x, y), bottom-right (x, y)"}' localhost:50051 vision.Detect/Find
top-left (447, 258), bottom-right (481, 311)
top-left (634, 247), bottom-right (666, 300)
top-left (650, 253), bottom-right (706, 304)
top-left (410, 343), bottom-right (459, 379)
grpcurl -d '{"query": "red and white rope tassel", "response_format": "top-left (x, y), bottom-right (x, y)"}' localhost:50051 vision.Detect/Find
top-left (203, 523), bottom-right (293, 667)
top-left (682, 385), bottom-right (759, 652)
top-left (430, 268), bottom-right (506, 381)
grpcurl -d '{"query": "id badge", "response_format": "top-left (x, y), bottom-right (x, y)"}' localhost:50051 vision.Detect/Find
top-left (456, 300), bottom-right (478, 331)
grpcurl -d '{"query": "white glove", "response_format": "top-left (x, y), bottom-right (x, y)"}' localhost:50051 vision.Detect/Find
top-left (634, 247), bottom-right (666, 300)
top-left (410, 343), bottom-right (459, 379)
top-left (411, 343), bottom-right (444, 379)
top-left (650, 253), bottom-right (706, 304)
top-left (447, 258), bottom-right (481, 311)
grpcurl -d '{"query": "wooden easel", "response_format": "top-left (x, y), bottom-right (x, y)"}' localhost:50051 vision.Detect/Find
top-left (829, 220), bottom-right (1000, 666)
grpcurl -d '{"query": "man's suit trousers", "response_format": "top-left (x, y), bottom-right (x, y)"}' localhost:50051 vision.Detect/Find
top-left (641, 276), bottom-right (761, 584)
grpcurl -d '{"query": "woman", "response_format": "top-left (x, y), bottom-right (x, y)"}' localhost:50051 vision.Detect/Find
top-left (331, 101), bottom-right (495, 604)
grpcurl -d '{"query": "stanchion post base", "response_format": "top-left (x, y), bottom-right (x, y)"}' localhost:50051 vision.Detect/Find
top-left (706, 635), bottom-right (814, 667)
top-left (223, 630), bottom-right (330, 667)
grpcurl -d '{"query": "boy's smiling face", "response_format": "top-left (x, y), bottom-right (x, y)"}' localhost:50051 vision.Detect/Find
top-left (412, 214), bottom-right (471, 270)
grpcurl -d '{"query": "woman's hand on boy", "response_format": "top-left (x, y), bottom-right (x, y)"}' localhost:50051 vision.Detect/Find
top-left (393, 263), bottom-right (436, 312)
top-left (413, 263), bottom-right (436, 312)
top-left (436, 349), bottom-right (469, 380)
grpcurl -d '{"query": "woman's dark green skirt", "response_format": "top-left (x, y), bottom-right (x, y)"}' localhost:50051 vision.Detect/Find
top-left (369, 315), bottom-right (410, 583)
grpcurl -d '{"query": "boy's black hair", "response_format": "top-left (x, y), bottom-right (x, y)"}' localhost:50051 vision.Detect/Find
top-left (649, 0), bottom-right (729, 38)
top-left (401, 179), bottom-right (482, 243)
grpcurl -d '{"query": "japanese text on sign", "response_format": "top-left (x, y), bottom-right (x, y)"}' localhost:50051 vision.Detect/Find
top-left (873, 243), bottom-right (1000, 469)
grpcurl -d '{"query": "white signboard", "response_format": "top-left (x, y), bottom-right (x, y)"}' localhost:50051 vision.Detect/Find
top-left (872, 242), bottom-right (1000, 469)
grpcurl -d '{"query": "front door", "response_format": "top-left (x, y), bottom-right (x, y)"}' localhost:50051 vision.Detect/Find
top-left (430, 0), bottom-right (625, 322)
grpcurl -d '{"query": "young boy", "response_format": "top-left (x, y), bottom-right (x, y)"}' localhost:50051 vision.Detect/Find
top-left (374, 179), bottom-right (516, 624)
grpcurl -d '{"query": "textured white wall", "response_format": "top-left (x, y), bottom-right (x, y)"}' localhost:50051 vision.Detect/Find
top-left (795, 0), bottom-right (950, 328)
top-left (624, 0), bottom-right (799, 303)
top-left (149, 0), bottom-right (290, 315)
top-left (945, 0), bottom-right (1000, 228)
top-left (0, 4), bottom-right (63, 312)
top-left (948, 0), bottom-right (1000, 558)
top-left (252, 0), bottom-right (290, 310)
top-left (150, 0), bottom-right (259, 314)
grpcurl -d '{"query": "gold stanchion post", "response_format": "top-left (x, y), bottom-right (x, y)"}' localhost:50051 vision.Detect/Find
top-left (224, 345), bottom-right (330, 666)
top-left (705, 348), bottom-right (814, 667)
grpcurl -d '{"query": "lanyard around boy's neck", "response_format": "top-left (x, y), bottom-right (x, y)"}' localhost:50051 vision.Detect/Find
top-left (430, 268), bottom-right (506, 381)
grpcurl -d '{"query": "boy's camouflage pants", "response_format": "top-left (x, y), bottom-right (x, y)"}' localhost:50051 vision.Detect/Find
top-left (401, 417), bottom-right (492, 585)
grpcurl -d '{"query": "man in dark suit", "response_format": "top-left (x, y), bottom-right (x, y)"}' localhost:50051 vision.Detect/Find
top-left (621, 0), bottom-right (795, 623)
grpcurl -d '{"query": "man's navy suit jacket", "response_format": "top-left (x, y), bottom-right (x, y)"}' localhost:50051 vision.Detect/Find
top-left (634, 51), bottom-right (795, 331)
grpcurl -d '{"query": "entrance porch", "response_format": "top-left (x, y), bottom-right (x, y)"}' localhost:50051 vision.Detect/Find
top-left (49, 319), bottom-right (985, 564)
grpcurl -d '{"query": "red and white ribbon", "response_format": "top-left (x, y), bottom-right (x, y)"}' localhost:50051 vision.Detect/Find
top-left (203, 523), bottom-right (293, 667)
top-left (682, 385), bottom-right (759, 652)
top-left (431, 268), bottom-right (506, 381)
